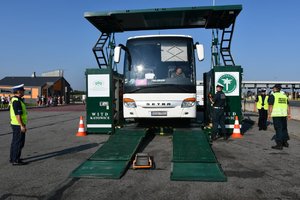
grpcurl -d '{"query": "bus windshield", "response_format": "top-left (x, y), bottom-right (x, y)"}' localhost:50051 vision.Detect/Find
top-left (124, 36), bottom-right (196, 93)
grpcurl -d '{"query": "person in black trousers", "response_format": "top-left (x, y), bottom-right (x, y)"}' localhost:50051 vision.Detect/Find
top-left (209, 83), bottom-right (227, 141)
top-left (255, 88), bottom-right (269, 130)
top-left (9, 84), bottom-right (28, 165)
top-left (268, 84), bottom-right (291, 150)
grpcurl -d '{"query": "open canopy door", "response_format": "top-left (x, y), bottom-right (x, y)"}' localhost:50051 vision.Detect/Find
top-left (85, 5), bottom-right (242, 33)
top-left (85, 5), bottom-right (242, 68)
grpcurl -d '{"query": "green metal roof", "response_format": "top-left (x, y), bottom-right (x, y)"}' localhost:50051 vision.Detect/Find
top-left (84, 5), bottom-right (242, 33)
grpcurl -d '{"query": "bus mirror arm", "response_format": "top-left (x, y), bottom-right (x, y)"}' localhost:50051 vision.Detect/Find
top-left (193, 42), bottom-right (199, 49)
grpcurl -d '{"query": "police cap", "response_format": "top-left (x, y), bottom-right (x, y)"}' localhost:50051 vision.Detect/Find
top-left (12, 84), bottom-right (25, 92)
top-left (272, 84), bottom-right (282, 89)
top-left (260, 88), bottom-right (266, 92)
top-left (216, 83), bottom-right (224, 88)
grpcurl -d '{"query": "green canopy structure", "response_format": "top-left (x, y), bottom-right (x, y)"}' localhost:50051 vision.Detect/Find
top-left (85, 5), bottom-right (242, 33)
top-left (84, 5), bottom-right (242, 68)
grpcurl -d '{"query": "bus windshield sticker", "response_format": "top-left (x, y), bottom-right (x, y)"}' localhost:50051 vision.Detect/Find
top-left (161, 42), bottom-right (187, 62)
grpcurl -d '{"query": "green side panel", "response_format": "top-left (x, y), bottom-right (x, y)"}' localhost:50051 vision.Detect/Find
top-left (209, 65), bottom-right (243, 133)
top-left (171, 162), bottom-right (227, 182)
top-left (213, 66), bottom-right (243, 125)
top-left (85, 68), bottom-right (114, 134)
top-left (172, 130), bottom-right (217, 163)
top-left (71, 160), bottom-right (128, 179)
top-left (87, 128), bottom-right (112, 134)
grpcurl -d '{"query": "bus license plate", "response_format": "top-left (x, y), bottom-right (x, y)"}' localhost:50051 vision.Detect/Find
top-left (151, 111), bottom-right (167, 116)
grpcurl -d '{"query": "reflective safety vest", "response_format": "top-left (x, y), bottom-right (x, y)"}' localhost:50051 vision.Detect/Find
top-left (256, 95), bottom-right (269, 110)
top-left (10, 97), bottom-right (28, 125)
top-left (271, 92), bottom-right (288, 117)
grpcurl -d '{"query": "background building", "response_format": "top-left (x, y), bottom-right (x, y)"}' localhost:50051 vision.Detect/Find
top-left (0, 75), bottom-right (72, 105)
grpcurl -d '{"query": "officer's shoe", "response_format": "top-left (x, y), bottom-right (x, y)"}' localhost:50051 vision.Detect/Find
top-left (210, 135), bottom-right (217, 141)
top-left (283, 141), bottom-right (289, 148)
top-left (10, 158), bottom-right (23, 163)
top-left (271, 144), bottom-right (283, 150)
top-left (12, 160), bottom-right (27, 166)
top-left (223, 135), bottom-right (229, 140)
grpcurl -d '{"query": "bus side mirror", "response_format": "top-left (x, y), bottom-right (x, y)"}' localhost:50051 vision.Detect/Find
top-left (195, 44), bottom-right (204, 61)
top-left (114, 44), bottom-right (132, 71)
top-left (114, 46), bottom-right (122, 63)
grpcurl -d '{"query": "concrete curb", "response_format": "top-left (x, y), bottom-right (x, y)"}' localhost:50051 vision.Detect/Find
top-left (243, 102), bottom-right (300, 121)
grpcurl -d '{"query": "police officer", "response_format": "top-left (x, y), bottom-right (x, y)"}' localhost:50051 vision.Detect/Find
top-left (209, 83), bottom-right (227, 141)
top-left (268, 84), bottom-right (291, 150)
top-left (10, 84), bottom-right (28, 165)
top-left (255, 88), bottom-right (269, 130)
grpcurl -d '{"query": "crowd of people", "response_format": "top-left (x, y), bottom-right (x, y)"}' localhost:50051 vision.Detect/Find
top-left (0, 95), bottom-right (11, 109)
top-left (36, 95), bottom-right (65, 106)
top-left (1, 95), bottom-right (65, 109)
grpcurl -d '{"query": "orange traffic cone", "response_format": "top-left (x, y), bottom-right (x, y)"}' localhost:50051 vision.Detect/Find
top-left (231, 115), bottom-right (242, 138)
top-left (76, 116), bottom-right (87, 137)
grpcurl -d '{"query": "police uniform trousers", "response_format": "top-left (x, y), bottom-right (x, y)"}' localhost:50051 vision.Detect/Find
top-left (211, 108), bottom-right (226, 137)
top-left (258, 108), bottom-right (268, 130)
top-left (272, 117), bottom-right (289, 144)
top-left (10, 125), bottom-right (26, 162)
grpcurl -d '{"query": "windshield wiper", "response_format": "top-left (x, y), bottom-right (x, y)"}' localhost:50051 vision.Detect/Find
top-left (128, 85), bottom-right (162, 93)
top-left (164, 84), bottom-right (191, 92)
top-left (128, 84), bottom-right (191, 93)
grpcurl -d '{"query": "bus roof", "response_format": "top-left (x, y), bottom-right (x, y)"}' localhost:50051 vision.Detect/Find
top-left (85, 5), bottom-right (242, 33)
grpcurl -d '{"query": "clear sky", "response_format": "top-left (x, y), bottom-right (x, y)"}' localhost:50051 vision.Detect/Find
top-left (1, 0), bottom-right (299, 91)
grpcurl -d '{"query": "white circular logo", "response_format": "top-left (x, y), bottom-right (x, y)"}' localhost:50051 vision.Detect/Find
top-left (217, 74), bottom-right (237, 94)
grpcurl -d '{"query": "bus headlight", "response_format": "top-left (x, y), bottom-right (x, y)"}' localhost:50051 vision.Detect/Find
top-left (181, 98), bottom-right (196, 108)
top-left (123, 98), bottom-right (137, 108)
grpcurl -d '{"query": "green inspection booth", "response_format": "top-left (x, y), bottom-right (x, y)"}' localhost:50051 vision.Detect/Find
top-left (85, 68), bottom-right (122, 134)
top-left (204, 66), bottom-right (243, 133)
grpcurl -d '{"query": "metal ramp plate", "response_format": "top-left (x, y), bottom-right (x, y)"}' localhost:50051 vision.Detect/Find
top-left (71, 160), bottom-right (128, 179)
top-left (172, 131), bottom-right (217, 163)
top-left (171, 130), bottom-right (226, 181)
top-left (171, 162), bottom-right (227, 182)
top-left (90, 135), bottom-right (144, 161)
top-left (71, 129), bottom-right (146, 179)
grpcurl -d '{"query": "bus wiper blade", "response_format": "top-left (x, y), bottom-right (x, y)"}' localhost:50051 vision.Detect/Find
top-left (170, 85), bottom-right (190, 92)
top-left (128, 84), bottom-right (191, 93)
top-left (128, 85), bottom-right (162, 93)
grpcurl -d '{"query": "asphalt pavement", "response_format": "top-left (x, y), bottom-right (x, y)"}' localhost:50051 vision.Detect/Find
top-left (0, 105), bottom-right (300, 200)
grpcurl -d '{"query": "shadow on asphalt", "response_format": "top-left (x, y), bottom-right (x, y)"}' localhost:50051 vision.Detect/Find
top-left (136, 132), bottom-right (156, 153)
top-left (23, 143), bottom-right (100, 163)
top-left (244, 113), bottom-right (258, 117)
top-left (241, 113), bottom-right (256, 134)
